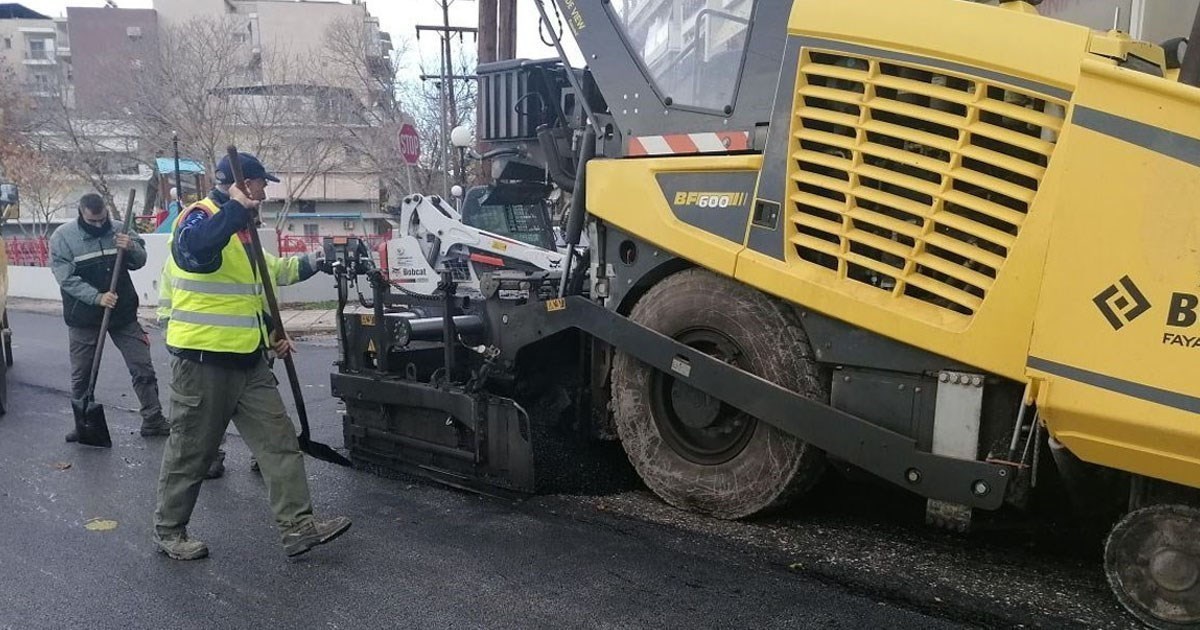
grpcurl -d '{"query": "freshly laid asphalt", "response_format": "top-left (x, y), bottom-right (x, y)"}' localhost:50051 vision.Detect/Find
top-left (0, 310), bottom-right (966, 630)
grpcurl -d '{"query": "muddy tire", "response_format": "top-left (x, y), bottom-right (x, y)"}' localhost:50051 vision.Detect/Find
top-left (611, 268), bottom-right (826, 519)
top-left (1106, 504), bottom-right (1200, 629)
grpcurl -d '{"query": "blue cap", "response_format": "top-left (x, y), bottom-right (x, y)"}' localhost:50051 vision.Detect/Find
top-left (215, 152), bottom-right (280, 185)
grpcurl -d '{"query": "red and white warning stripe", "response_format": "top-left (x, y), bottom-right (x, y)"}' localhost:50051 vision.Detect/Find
top-left (628, 131), bottom-right (751, 157)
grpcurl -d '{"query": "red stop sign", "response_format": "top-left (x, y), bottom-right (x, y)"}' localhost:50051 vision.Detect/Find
top-left (398, 124), bottom-right (421, 165)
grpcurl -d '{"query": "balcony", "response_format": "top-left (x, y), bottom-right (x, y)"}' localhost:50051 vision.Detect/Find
top-left (23, 49), bottom-right (54, 65)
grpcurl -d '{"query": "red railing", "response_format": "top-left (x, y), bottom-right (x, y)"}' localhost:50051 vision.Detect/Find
top-left (278, 234), bottom-right (389, 257)
top-left (2, 232), bottom-right (389, 268)
top-left (6, 236), bottom-right (50, 267)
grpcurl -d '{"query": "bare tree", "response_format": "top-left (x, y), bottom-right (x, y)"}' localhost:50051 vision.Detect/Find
top-left (22, 81), bottom-right (133, 216)
top-left (397, 42), bottom-right (478, 196)
top-left (224, 47), bottom-right (353, 230)
top-left (3, 146), bottom-right (72, 237)
top-left (124, 17), bottom-right (252, 173)
top-left (0, 60), bottom-right (29, 184)
top-left (321, 15), bottom-right (437, 205)
top-left (0, 60), bottom-right (79, 233)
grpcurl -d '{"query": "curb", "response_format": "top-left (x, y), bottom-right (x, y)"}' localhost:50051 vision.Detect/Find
top-left (9, 299), bottom-right (338, 336)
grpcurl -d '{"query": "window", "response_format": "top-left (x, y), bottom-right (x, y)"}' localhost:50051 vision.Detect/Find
top-left (3, 38), bottom-right (11, 50)
top-left (298, 200), bottom-right (317, 214)
top-left (27, 38), bottom-right (51, 61)
top-left (464, 202), bottom-right (555, 250)
top-left (303, 224), bottom-right (319, 237)
top-left (609, 0), bottom-right (755, 112)
top-left (126, 26), bottom-right (142, 40)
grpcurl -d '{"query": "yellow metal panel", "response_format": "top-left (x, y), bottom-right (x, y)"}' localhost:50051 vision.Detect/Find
top-left (968, 120), bottom-right (1056, 156)
top-left (845, 207), bottom-right (924, 241)
top-left (733, 0), bottom-right (1082, 377)
top-left (958, 144), bottom-right (1046, 181)
top-left (1027, 61), bottom-right (1200, 488)
top-left (585, 155), bottom-right (763, 278)
top-left (789, 0), bottom-right (1089, 96)
top-left (867, 97), bottom-right (967, 134)
top-left (924, 232), bottom-right (1005, 271)
top-left (861, 119), bottom-right (960, 154)
top-left (941, 189), bottom-right (1026, 228)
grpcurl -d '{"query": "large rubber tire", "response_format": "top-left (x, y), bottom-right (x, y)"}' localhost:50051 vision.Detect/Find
top-left (611, 268), bottom-right (826, 519)
top-left (1106, 504), bottom-right (1200, 629)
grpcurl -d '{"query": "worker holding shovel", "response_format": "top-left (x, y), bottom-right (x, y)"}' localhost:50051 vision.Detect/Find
top-left (153, 151), bottom-right (350, 561)
top-left (50, 193), bottom-right (170, 442)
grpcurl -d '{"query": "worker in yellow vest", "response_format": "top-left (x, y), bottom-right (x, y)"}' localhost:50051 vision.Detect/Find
top-left (153, 151), bottom-right (350, 561)
top-left (157, 234), bottom-right (318, 480)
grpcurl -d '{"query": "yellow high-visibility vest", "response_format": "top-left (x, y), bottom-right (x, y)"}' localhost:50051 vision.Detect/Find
top-left (164, 198), bottom-right (267, 353)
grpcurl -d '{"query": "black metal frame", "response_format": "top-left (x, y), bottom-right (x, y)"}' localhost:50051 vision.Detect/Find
top-left (484, 295), bottom-right (1011, 510)
top-left (335, 374), bottom-right (536, 494)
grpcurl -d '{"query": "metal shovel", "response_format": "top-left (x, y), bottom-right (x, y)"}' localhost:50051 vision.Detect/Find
top-left (72, 189), bottom-right (138, 448)
top-left (225, 146), bottom-right (351, 467)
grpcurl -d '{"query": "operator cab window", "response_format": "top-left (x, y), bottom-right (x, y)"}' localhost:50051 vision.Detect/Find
top-left (461, 187), bottom-right (557, 251)
top-left (609, 0), bottom-right (756, 113)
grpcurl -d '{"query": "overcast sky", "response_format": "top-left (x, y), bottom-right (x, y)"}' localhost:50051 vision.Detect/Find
top-left (18, 0), bottom-right (583, 70)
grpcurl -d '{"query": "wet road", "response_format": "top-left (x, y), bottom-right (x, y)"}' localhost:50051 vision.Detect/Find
top-left (0, 311), bottom-right (968, 630)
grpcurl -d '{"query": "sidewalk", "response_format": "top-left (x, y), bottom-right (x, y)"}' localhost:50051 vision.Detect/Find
top-left (6, 297), bottom-right (339, 336)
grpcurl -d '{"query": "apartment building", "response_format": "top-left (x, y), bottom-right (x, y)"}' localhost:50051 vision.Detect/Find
top-left (151, 0), bottom-right (395, 239)
top-left (1, 1), bottom-right (396, 241)
top-left (0, 4), bottom-right (66, 101)
top-left (66, 6), bottom-right (159, 116)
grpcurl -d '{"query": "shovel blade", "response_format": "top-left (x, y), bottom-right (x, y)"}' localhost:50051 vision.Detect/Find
top-left (71, 397), bottom-right (112, 448)
top-left (299, 436), bottom-right (352, 468)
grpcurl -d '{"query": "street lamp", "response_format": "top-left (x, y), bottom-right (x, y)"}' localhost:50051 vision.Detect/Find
top-left (450, 125), bottom-right (473, 193)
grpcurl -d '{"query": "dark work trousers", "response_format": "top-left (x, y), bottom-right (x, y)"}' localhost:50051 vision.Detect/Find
top-left (68, 321), bottom-right (165, 426)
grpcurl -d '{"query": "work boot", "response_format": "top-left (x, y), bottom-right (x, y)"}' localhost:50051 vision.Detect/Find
top-left (205, 449), bottom-right (226, 480)
top-left (154, 531), bottom-right (209, 561)
top-left (139, 417), bottom-right (170, 437)
top-left (65, 430), bottom-right (79, 443)
top-left (282, 516), bottom-right (352, 558)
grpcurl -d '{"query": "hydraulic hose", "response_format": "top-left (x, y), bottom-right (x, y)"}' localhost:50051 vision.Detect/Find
top-left (557, 127), bottom-right (596, 298)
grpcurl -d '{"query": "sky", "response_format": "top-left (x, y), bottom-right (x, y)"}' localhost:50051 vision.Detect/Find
top-left (18, 0), bottom-right (584, 70)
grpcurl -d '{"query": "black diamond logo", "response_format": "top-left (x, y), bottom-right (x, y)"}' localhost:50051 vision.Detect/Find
top-left (1093, 276), bottom-right (1152, 330)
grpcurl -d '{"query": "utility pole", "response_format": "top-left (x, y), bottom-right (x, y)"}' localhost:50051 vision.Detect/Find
top-left (443, 0), bottom-right (460, 196)
top-left (497, 0), bottom-right (517, 61)
top-left (418, 1), bottom-right (477, 198)
top-left (478, 0), bottom-right (498, 65)
top-left (478, 0), bottom-right (516, 185)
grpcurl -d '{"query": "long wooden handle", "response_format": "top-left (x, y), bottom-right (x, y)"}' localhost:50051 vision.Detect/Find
top-left (86, 189), bottom-right (138, 398)
top-left (226, 146), bottom-right (313, 438)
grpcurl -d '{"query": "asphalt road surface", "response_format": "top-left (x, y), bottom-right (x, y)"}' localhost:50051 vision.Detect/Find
top-left (0, 310), bottom-right (1144, 629)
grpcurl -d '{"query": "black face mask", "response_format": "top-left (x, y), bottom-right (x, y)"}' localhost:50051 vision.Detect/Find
top-left (77, 212), bottom-right (112, 237)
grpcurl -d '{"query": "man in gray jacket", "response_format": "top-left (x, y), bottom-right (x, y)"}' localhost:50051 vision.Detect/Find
top-left (50, 193), bottom-right (169, 441)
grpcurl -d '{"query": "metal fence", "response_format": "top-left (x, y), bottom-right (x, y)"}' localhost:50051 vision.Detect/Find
top-left (6, 237), bottom-right (50, 267)
top-left (3, 233), bottom-right (391, 268)
top-left (278, 234), bottom-right (389, 257)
